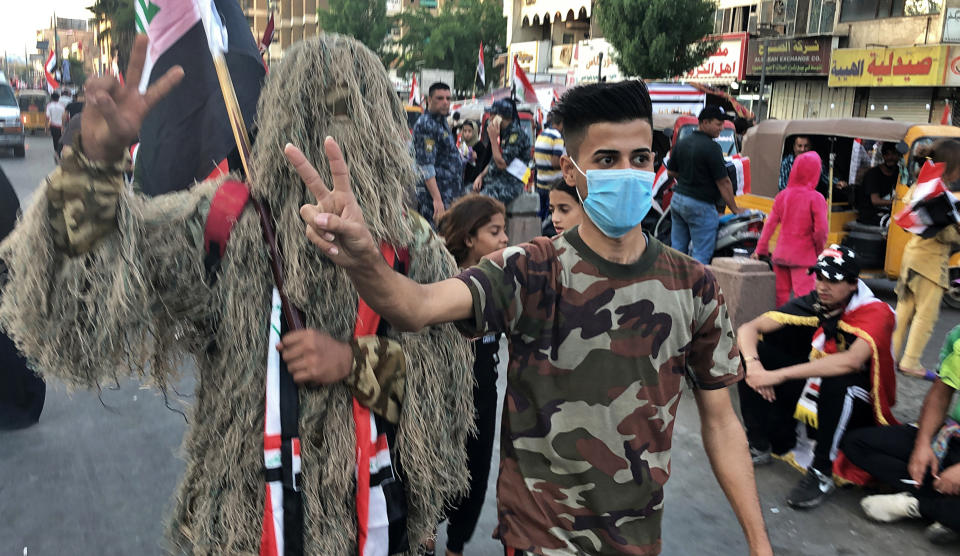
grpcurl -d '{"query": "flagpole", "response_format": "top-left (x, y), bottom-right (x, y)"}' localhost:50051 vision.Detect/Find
top-left (211, 54), bottom-right (253, 179)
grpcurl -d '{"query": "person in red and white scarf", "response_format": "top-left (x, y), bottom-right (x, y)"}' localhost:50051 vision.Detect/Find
top-left (739, 245), bottom-right (898, 509)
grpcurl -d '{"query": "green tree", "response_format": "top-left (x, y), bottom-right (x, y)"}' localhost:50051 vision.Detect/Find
top-left (595, 0), bottom-right (717, 79)
top-left (87, 0), bottom-right (136, 73)
top-left (394, 0), bottom-right (506, 93)
top-left (318, 0), bottom-right (393, 60)
top-left (66, 55), bottom-right (87, 87)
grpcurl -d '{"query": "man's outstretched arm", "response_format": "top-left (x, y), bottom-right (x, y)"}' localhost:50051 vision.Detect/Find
top-left (286, 140), bottom-right (473, 332)
top-left (694, 387), bottom-right (773, 556)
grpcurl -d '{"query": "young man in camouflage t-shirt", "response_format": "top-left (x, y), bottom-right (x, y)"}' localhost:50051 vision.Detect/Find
top-left (289, 80), bottom-right (772, 555)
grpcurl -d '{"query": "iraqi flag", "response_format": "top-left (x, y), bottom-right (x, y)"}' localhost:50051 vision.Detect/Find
top-left (475, 42), bottom-right (485, 89)
top-left (511, 55), bottom-right (537, 104)
top-left (408, 73), bottom-right (420, 106)
top-left (44, 51), bottom-right (59, 92)
top-left (134, 0), bottom-right (265, 196)
top-left (894, 160), bottom-right (960, 238)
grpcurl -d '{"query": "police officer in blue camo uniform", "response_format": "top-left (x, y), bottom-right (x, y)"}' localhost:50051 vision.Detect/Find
top-left (414, 82), bottom-right (465, 224)
top-left (476, 98), bottom-right (532, 207)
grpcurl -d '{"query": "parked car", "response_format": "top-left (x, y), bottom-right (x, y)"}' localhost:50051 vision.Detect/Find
top-left (0, 82), bottom-right (25, 157)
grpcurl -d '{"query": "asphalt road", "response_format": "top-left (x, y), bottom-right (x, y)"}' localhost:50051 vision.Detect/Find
top-left (1, 136), bottom-right (958, 555)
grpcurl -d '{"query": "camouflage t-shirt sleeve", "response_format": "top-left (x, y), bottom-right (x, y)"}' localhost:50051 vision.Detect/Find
top-left (345, 335), bottom-right (406, 424)
top-left (685, 267), bottom-right (743, 389)
top-left (454, 243), bottom-right (545, 338)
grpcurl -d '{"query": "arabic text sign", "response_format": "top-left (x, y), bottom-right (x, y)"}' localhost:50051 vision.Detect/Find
top-left (944, 7), bottom-right (960, 43)
top-left (575, 38), bottom-right (621, 83)
top-left (944, 46), bottom-right (960, 86)
top-left (685, 36), bottom-right (746, 83)
top-left (746, 37), bottom-right (831, 76)
top-left (828, 45), bottom-right (946, 87)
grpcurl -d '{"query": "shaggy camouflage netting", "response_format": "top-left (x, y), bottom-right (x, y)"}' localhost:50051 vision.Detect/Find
top-left (0, 34), bottom-right (473, 555)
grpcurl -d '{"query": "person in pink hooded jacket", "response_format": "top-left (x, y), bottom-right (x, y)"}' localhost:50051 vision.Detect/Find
top-left (754, 150), bottom-right (829, 306)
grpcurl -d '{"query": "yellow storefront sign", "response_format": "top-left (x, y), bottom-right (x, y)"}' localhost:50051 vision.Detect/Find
top-left (828, 45), bottom-right (947, 87)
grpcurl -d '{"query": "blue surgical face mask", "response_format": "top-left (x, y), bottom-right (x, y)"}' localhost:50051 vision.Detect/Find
top-left (569, 159), bottom-right (654, 238)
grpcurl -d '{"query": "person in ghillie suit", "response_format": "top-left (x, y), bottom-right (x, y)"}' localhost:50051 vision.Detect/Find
top-left (0, 35), bottom-right (473, 554)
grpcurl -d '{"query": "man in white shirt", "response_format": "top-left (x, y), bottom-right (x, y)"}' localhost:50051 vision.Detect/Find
top-left (45, 92), bottom-right (65, 159)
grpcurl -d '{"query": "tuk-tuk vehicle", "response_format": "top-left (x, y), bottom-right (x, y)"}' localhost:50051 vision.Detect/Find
top-left (17, 89), bottom-right (49, 134)
top-left (740, 118), bottom-right (960, 306)
top-left (403, 104), bottom-right (423, 133)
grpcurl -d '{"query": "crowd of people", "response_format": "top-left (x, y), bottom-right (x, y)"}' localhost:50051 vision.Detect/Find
top-left (2, 32), bottom-right (959, 556)
top-left (41, 87), bottom-right (84, 162)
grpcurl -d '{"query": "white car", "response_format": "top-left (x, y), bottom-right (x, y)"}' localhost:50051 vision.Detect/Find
top-left (0, 83), bottom-right (25, 158)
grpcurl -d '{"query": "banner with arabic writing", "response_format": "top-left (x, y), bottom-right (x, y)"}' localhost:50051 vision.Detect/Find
top-left (684, 33), bottom-right (747, 85)
top-left (828, 45), bottom-right (947, 87)
top-left (746, 37), bottom-right (832, 76)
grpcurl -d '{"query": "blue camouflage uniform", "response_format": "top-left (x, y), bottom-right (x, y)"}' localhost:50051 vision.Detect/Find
top-left (414, 111), bottom-right (465, 221)
top-left (482, 120), bottom-right (532, 206)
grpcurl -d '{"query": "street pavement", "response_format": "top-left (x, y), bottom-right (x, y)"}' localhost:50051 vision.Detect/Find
top-left (1, 135), bottom-right (959, 555)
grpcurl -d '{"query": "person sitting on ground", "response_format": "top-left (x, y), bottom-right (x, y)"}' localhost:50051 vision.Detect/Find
top-left (289, 79), bottom-right (773, 556)
top-left (843, 324), bottom-right (960, 546)
top-left (431, 194), bottom-right (508, 556)
top-left (858, 142), bottom-right (900, 226)
top-left (754, 151), bottom-right (829, 307)
top-left (740, 245), bottom-right (898, 509)
top-left (893, 139), bottom-right (960, 379)
top-left (545, 179), bottom-right (584, 236)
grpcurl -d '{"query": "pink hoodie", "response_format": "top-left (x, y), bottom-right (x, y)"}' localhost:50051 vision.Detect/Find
top-left (756, 151), bottom-right (829, 267)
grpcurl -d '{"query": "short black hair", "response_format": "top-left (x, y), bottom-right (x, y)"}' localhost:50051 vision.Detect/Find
top-left (51, 92), bottom-right (60, 101)
top-left (552, 80), bottom-right (652, 160)
top-left (880, 141), bottom-right (898, 155)
top-left (550, 178), bottom-right (581, 205)
top-left (428, 82), bottom-right (450, 97)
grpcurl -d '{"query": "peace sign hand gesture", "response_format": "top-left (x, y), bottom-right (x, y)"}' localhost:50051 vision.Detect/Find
top-left (81, 36), bottom-right (185, 163)
top-left (288, 139), bottom-right (380, 270)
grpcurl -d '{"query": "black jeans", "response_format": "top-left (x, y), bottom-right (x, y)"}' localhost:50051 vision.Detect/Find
top-left (843, 424), bottom-right (960, 532)
top-left (50, 126), bottom-right (62, 156)
top-left (445, 336), bottom-right (499, 553)
top-left (740, 371), bottom-right (873, 475)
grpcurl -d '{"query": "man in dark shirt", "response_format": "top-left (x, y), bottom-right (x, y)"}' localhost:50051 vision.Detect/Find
top-left (858, 142), bottom-right (899, 225)
top-left (667, 105), bottom-right (743, 263)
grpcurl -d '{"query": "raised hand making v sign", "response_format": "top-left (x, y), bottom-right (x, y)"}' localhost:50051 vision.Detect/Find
top-left (81, 36), bottom-right (185, 163)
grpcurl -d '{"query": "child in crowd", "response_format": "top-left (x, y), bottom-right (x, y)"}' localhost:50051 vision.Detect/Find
top-left (547, 180), bottom-right (585, 236)
top-left (754, 150), bottom-right (829, 307)
top-left (432, 194), bottom-right (509, 556)
top-left (894, 139), bottom-right (960, 378)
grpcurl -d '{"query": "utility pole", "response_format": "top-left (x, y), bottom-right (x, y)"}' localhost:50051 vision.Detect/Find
top-left (757, 38), bottom-right (770, 121)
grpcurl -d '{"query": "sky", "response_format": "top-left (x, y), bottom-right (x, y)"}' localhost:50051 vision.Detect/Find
top-left (0, 1), bottom-right (94, 59)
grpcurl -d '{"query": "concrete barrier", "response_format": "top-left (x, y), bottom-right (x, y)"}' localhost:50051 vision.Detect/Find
top-left (506, 191), bottom-right (542, 245)
top-left (708, 257), bottom-right (777, 330)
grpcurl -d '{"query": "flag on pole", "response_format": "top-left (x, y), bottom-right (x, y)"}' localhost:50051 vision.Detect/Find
top-left (894, 161), bottom-right (960, 237)
top-left (133, 0), bottom-right (265, 196)
top-left (408, 73), bottom-right (420, 106)
top-left (512, 56), bottom-right (537, 104)
top-left (44, 50), bottom-right (59, 92)
top-left (475, 42), bottom-right (485, 89)
top-left (942, 102), bottom-right (953, 126)
top-left (259, 12), bottom-right (275, 57)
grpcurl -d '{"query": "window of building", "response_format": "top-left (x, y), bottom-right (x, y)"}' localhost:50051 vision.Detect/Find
top-left (808, 0), bottom-right (836, 32)
top-left (713, 5), bottom-right (755, 34)
top-left (839, 0), bottom-right (939, 21)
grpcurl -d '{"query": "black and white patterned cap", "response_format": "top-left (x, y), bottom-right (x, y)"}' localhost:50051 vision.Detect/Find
top-left (808, 244), bottom-right (860, 282)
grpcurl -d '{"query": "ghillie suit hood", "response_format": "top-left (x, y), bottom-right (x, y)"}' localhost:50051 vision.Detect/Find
top-left (0, 34), bottom-right (473, 554)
